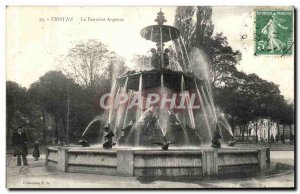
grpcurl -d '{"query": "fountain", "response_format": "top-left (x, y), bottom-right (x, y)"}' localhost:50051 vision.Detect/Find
top-left (46, 10), bottom-right (270, 177)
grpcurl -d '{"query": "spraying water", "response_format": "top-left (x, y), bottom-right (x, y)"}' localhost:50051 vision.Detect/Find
top-left (158, 74), bottom-right (167, 135)
top-left (194, 79), bottom-right (212, 142)
top-left (179, 36), bottom-right (192, 72)
top-left (189, 48), bottom-right (234, 140)
top-left (87, 10), bottom-right (235, 148)
top-left (115, 77), bottom-right (129, 132)
top-left (107, 57), bottom-right (127, 125)
top-left (176, 34), bottom-right (188, 72)
top-left (81, 115), bottom-right (102, 137)
top-left (122, 90), bottom-right (133, 129)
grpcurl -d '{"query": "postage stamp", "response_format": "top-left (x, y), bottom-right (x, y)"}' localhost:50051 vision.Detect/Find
top-left (255, 10), bottom-right (293, 55)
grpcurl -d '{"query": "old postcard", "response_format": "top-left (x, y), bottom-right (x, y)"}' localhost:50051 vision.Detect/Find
top-left (6, 6), bottom-right (295, 189)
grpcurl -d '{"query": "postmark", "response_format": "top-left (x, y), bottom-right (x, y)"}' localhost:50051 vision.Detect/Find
top-left (255, 10), bottom-right (293, 55)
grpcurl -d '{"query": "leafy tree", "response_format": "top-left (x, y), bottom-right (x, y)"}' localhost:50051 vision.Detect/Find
top-left (174, 6), bottom-right (294, 144)
top-left (131, 54), bottom-right (151, 71)
top-left (215, 71), bottom-right (287, 141)
top-left (7, 81), bottom-right (27, 123)
top-left (174, 6), bottom-right (197, 54)
top-left (286, 103), bottom-right (295, 141)
top-left (192, 6), bottom-right (214, 49)
top-left (28, 71), bottom-right (79, 144)
top-left (206, 34), bottom-right (241, 85)
top-left (279, 102), bottom-right (294, 143)
top-left (6, 81), bottom-right (28, 146)
top-left (174, 7), bottom-right (241, 85)
top-left (58, 39), bottom-right (109, 90)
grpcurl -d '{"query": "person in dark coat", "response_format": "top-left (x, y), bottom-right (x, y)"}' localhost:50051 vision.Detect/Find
top-left (275, 133), bottom-right (279, 142)
top-left (32, 141), bottom-right (40, 161)
top-left (12, 127), bottom-right (28, 166)
top-left (270, 134), bottom-right (275, 143)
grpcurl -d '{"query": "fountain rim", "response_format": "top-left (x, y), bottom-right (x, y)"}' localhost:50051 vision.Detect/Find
top-left (117, 70), bottom-right (204, 83)
top-left (140, 25), bottom-right (181, 43)
top-left (48, 145), bottom-right (259, 154)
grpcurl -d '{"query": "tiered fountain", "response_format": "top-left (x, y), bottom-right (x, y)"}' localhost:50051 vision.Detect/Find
top-left (46, 10), bottom-right (270, 177)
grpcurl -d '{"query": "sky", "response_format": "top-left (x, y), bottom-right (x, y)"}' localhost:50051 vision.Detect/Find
top-left (6, 6), bottom-right (294, 101)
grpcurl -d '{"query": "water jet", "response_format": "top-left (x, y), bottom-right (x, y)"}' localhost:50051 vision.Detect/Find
top-left (46, 10), bottom-right (270, 177)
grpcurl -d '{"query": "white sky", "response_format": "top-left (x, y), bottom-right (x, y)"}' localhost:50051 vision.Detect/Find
top-left (6, 6), bottom-right (294, 101)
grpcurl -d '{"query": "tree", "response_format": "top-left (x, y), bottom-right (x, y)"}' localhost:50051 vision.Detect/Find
top-left (174, 6), bottom-right (214, 53)
top-left (131, 54), bottom-right (152, 71)
top-left (174, 6), bottom-right (292, 143)
top-left (174, 7), bottom-right (241, 85)
top-left (7, 81), bottom-right (27, 125)
top-left (174, 6), bottom-right (197, 54)
top-left (287, 103), bottom-right (294, 142)
top-left (279, 102), bottom-right (294, 143)
top-left (206, 34), bottom-right (242, 85)
top-left (58, 39), bottom-right (109, 90)
top-left (214, 70), bottom-right (286, 142)
top-left (28, 71), bottom-right (79, 144)
top-left (192, 6), bottom-right (214, 49)
top-left (6, 81), bottom-right (28, 146)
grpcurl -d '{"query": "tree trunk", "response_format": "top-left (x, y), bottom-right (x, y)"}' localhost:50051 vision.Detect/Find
top-left (263, 124), bottom-right (265, 141)
top-left (277, 123), bottom-right (280, 137)
top-left (54, 117), bottom-right (59, 144)
top-left (240, 125), bottom-right (244, 141)
top-left (242, 125), bottom-right (245, 141)
top-left (239, 125), bottom-right (242, 140)
top-left (42, 111), bottom-right (46, 144)
top-left (62, 114), bottom-right (67, 145)
top-left (255, 120), bottom-right (258, 142)
top-left (230, 118), bottom-right (235, 134)
top-left (267, 121), bottom-right (270, 142)
top-left (247, 126), bottom-right (250, 137)
top-left (232, 126), bottom-right (235, 137)
top-left (289, 125), bottom-right (292, 141)
top-left (282, 125), bottom-right (285, 144)
top-left (7, 120), bottom-right (12, 147)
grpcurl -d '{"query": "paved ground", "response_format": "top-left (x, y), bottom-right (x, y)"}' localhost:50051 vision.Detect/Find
top-left (235, 142), bottom-right (294, 151)
top-left (6, 150), bottom-right (294, 189)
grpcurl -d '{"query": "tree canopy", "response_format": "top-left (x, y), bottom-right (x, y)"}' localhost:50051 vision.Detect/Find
top-left (174, 6), bottom-right (294, 139)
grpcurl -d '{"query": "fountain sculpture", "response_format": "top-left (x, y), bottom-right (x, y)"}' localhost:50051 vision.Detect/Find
top-left (46, 10), bottom-right (270, 177)
top-left (106, 10), bottom-right (234, 147)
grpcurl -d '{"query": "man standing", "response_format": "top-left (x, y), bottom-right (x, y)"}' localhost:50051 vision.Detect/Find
top-left (12, 127), bottom-right (28, 166)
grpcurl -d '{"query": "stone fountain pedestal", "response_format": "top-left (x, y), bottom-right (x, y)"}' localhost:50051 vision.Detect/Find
top-left (46, 146), bottom-right (269, 177)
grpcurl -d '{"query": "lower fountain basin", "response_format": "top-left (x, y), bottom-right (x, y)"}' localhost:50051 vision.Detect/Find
top-left (46, 146), bottom-right (270, 177)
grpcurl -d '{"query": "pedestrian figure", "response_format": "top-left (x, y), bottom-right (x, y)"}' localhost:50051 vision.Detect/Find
top-left (12, 127), bottom-right (28, 166)
top-left (281, 134), bottom-right (285, 143)
top-left (32, 141), bottom-right (40, 161)
top-left (270, 134), bottom-right (275, 142)
top-left (275, 134), bottom-right (279, 142)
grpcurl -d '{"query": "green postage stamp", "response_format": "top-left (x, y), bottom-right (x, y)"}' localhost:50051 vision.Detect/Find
top-left (255, 10), bottom-right (293, 55)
